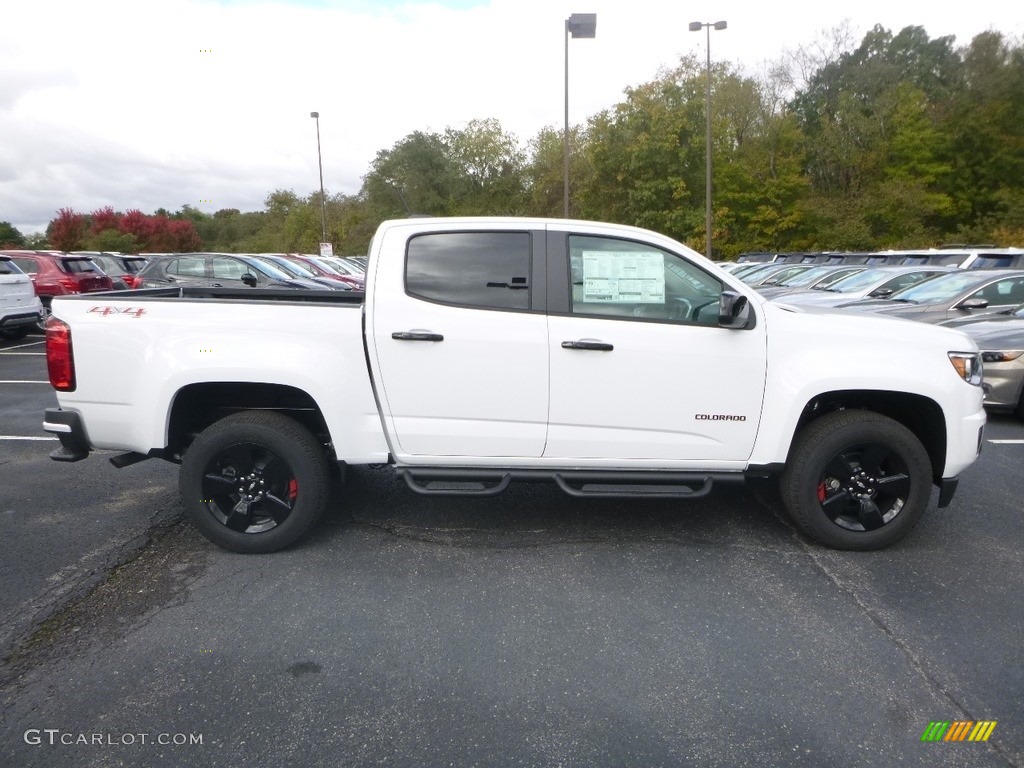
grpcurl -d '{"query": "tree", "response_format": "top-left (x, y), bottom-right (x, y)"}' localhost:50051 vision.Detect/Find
top-left (48, 208), bottom-right (88, 252)
top-left (0, 221), bottom-right (26, 248)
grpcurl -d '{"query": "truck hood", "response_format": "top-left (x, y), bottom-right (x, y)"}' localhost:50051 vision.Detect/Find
top-left (765, 300), bottom-right (977, 351)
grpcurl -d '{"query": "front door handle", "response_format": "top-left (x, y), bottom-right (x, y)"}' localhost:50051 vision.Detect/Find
top-left (561, 340), bottom-right (613, 351)
top-left (392, 331), bottom-right (444, 342)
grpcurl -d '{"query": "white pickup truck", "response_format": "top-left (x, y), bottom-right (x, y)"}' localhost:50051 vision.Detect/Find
top-left (43, 217), bottom-right (987, 553)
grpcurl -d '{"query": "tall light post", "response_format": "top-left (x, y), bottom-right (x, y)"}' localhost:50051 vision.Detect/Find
top-left (689, 20), bottom-right (726, 259)
top-left (564, 13), bottom-right (596, 218)
top-left (310, 111), bottom-right (327, 247)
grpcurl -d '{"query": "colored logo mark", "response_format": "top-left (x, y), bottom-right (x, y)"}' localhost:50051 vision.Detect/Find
top-left (921, 721), bottom-right (997, 742)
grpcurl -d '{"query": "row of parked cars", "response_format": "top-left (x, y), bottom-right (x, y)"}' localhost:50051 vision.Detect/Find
top-left (720, 250), bottom-right (1024, 419)
top-left (0, 249), bottom-right (368, 339)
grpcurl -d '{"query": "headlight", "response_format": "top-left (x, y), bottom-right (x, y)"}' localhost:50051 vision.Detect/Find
top-left (948, 352), bottom-right (983, 386)
top-left (981, 350), bottom-right (1024, 363)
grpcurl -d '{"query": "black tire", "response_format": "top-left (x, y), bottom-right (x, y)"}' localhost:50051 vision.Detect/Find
top-left (179, 410), bottom-right (331, 553)
top-left (780, 411), bottom-right (933, 551)
top-left (1014, 386), bottom-right (1024, 421)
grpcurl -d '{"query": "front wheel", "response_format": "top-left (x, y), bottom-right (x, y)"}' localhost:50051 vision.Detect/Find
top-left (780, 411), bottom-right (933, 550)
top-left (179, 411), bottom-right (331, 553)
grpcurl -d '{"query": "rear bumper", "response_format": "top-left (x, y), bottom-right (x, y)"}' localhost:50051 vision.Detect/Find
top-left (0, 310), bottom-right (43, 329)
top-left (43, 408), bottom-right (90, 462)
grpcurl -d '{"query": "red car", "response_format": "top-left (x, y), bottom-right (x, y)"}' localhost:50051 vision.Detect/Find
top-left (1, 251), bottom-right (115, 308)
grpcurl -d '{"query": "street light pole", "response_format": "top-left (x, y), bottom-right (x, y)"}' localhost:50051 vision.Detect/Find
top-left (689, 20), bottom-right (726, 259)
top-left (564, 13), bottom-right (596, 219)
top-left (310, 111), bottom-right (327, 247)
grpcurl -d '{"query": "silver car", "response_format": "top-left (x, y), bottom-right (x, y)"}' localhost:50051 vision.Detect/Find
top-left (942, 304), bottom-right (1024, 418)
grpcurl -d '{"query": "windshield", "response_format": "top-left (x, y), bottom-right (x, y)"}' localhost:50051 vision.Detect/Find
top-left (888, 272), bottom-right (993, 304)
top-left (824, 268), bottom-right (892, 293)
top-left (774, 266), bottom-right (835, 287)
top-left (242, 258), bottom-right (294, 281)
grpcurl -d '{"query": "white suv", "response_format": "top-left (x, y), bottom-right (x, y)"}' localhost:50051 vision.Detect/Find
top-left (0, 256), bottom-right (44, 340)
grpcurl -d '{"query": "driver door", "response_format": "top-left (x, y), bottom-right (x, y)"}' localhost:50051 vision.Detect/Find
top-left (545, 232), bottom-right (768, 465)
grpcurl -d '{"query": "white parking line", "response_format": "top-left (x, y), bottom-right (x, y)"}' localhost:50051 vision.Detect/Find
top-left (0, 380), bottom-right (49, 384)
top-left (0, 436), bottom-right (58, 441)
top-left (2, 340), bottom-right (44, 350)
top-left (0, 352), bottom-right (45, 356)
top-left (987, 439), bottom-right (1024, 444)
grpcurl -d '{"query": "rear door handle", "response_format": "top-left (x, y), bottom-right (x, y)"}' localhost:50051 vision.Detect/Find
top-left (392, 331), bottom-right (444, 342)
top-left (561, 340), bottom-right (613, 351)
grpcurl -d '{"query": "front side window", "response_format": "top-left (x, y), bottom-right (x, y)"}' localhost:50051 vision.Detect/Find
top-left (568, 235), bottom-right (722, 325)
top-left (406, 232), bottom-right (531, 311)
top-left (211, 257), bottom-right (249, 280)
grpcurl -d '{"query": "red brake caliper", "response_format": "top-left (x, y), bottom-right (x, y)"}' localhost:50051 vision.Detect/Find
top-left (286, 479), bottom-right (298, 502)
top-left (817, 482), bottom-right (827, 503)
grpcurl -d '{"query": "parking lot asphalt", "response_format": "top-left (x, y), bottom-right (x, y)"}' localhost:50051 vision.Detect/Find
top-left (1, 331), bottom-right (1022, 767)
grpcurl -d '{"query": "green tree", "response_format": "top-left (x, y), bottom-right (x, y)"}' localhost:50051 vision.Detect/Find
top-left (0, 221), bottom-right (26, 248)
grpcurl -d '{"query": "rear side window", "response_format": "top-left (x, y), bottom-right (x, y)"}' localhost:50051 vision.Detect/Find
top-left (0, 259), bottom-right (16, 275)
top-left (61, 258), bottom-right (99, 274)
top-left (406, 232), bottom-right (531, 311)
top-left (10, 257), bottom-right (37, 274)
top-left (165, 257), bottom-right (206, 277)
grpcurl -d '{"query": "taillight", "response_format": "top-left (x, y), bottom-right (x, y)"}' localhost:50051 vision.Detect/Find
top-left (57, 276), bottom-right (80, 294)
top-left (46, 316), bottom-right (76, 391)
top-left (123, 275), bottom-right (142, 289)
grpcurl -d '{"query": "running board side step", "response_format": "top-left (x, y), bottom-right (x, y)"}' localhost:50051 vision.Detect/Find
top-left (396, 468), bottom-right (743, 499)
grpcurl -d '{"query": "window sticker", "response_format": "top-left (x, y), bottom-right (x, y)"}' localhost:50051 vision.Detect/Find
top-left (581, 251), bottom-right (665, 303)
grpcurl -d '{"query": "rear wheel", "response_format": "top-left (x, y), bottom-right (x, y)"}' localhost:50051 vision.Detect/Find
top-left (0, 327), bottom-right (29, 340)
top-left (179, 411), bottom-right (331, 553)
top-left (781, 411), bottom-right (933, 550)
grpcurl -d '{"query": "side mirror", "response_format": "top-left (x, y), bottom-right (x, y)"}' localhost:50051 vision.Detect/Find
top-left (869, 288), bottom-right (893, 298)
top-left (241, 273), bottom-right (258, 287)
top-left (718, 291), bottom-right (751, 329)
top-left (957, 297), bottom-right (989, 311)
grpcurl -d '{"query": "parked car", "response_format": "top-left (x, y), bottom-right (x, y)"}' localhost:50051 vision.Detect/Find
top-left (247, 254), bottom-right (352, 290)
top-left (279, 254), bottom-right (365, 290)
top-left (137, 253), bottom-right (325, 290)
top-left (1, 250), bottom-right (114, 309)
top-left (736, 263), bottom-right (808, 286)
top-left (774, 266), bottom-right (956, 307)
top-left (940, 304), bottom-right (1024, 418)
top-left (843, 269), bottom-right (1024, 323)
top-left (755, 265), bottom-right (868, 299)
top-left (0, 256), bottom-right (44, 339)
top-left (80, 253), bottom-right (149, 289)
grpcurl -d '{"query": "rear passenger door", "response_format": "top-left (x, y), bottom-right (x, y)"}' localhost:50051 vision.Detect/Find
top-left (368, 227), bottom-right (549, 459)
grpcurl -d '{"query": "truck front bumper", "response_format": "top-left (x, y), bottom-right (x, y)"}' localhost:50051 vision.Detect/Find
top-left (43, 408), bottom-right (90, 462)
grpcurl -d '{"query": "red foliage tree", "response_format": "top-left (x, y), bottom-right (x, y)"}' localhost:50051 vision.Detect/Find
top-left (48, 208), bottom-right (88, 252)
top-left (168, 219), bottom-right (202, 251)
top-left (90, 206), bottom-right (121, 234)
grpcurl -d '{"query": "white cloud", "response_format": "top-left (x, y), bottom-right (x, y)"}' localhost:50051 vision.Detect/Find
top-left (2, 0), bottom-right (1021, 233)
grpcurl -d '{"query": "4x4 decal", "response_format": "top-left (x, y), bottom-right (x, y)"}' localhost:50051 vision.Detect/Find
top-left (87, 306), bottom-right (147, 318)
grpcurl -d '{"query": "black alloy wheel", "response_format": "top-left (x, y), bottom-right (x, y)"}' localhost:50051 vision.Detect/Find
top-left (180, 411), bottom-right (330, 553)
top-left (781, 410), bottom-right (932, 550)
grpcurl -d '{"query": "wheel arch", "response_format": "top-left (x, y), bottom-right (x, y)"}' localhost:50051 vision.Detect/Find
top-left (165, 382), bottom-right (334, 461)
top-left (789, 390), bottom-right (946, 484)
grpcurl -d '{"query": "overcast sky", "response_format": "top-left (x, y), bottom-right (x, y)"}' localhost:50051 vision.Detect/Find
top-left (2, 0), bottom-right (1021, 234)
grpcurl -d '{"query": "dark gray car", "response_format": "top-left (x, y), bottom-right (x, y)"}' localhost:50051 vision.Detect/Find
top-left (137, 253), bottom-right (325, 290)
top-left (842, 269), bottom-right (1024, 323)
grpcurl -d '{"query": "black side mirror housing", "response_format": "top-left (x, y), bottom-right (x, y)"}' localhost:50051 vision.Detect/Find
top-left (719, 291), bottom-right (751, 329)
top-left (241, 273), bottom-right (258, 287)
